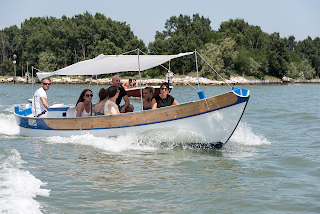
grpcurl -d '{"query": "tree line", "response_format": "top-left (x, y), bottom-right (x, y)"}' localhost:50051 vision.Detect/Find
top-left (1, 12), bottom-right (319, 80)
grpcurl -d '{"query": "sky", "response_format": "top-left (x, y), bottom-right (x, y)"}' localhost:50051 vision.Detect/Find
top-left (1, 0), bottom-right (319, 46)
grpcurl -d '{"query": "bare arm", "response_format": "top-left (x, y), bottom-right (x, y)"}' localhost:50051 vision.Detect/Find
top-left (108, 103), bottom-right (120, 115)
top-left (110, 107), bottom-right (119, 115)
top-left (151, 98), bottom-right (157, 109)
top-left (172, 99), bottom-right (179, 105)
top-left (40, 97), bottom-right (49, 108)
top-left (122, 82), bottom-right (129, 89)
top-left (120, 95), bottom-right (130, 113)
top-left (40, 97), bottom-right (57, 109)
top-left (76, 102), bottom-right (84, 117)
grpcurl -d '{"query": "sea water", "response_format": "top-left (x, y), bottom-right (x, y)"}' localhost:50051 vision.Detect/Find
top-left (0, 83), bottom-right (319, 213)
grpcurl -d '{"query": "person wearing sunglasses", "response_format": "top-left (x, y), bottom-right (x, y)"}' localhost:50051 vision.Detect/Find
top-left (32, 79), bottom-right (57, 117)
top-left (151, 82), bottom-right (179, 109)
top-left (74, 89), bottom-right (93, 117)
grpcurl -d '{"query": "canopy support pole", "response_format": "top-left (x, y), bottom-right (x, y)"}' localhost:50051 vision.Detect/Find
top-left (32, 66), bottom-right (34, 99)
top-left (195, 49), bottom-right (200, 90)
top-left (137, 49), bottom-right (143, 111)
top-left (32, 66), bottom-right (36, 116)
top-left (96, 75), bottom-right (98, 94)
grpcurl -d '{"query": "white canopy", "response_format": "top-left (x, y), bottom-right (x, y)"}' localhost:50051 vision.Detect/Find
top-left (37, 52), bottom-right (194, 80)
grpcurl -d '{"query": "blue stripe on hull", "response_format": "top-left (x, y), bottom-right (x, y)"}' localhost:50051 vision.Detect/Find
top-left (17, 117), bottom-right (53, 130)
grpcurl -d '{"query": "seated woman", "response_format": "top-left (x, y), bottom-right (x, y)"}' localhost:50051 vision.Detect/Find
top-left (143, 87), bottom-right (154, 110)
top-left (104, 86), bottom-right (120, 115)
top-left (94, 88), bottom-right (108, 116)
top-left (74, 89), bottom-right (93, 117)
top-left (151, 82), bottom-right (179, 109)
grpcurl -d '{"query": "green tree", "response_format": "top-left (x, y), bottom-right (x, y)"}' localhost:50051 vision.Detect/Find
top-left (284, 35), bottom-right (297, 51)
top-left (0, 12), bottom-right (146, 76)
top-left (38, 51), bottom-right (57, 72)
top-left (154, 13), bottom-right (211, 49)
top-left (123, 38), bottom-right (147, 53)
top-left (246, 57), bottom-right (260, 76)
top-left (90, 39), bottom-right (121, 57)
top-left (300, 59), bottom-right (315, 79)
top-left (267, 33), bottom-right (290, 78)
top-left (219, 18), bottom-right (248, 47)
top-left (219, 37), bottom-right (238, 72)
top-left (0, 59), bottom-right (14, 76)
top-left (0, 31), bottom-right (9, 62)
top-left (199, 43), bottom-right (223, 79)
top-left (234, 48), bottom-right (261, 77)
top-left (150, 14), bottom-right (210, 75)
top-left (296, 36), bottom-right (320, 76)
top-left (244, 25), bottom-right (264, 50)
top-left (234, 48), bottom-right (250, 75)
top-left (287, 62), bottom-right (299, 79)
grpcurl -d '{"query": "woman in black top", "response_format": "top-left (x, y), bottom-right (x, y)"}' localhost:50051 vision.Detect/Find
top-left (151, 82), bottom-right (179, 109)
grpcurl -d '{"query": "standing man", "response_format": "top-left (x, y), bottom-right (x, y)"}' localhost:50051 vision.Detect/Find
top-left (111, 75), bottom-right (134, 113)
top-left (32, 79), bottom-right (57, 117)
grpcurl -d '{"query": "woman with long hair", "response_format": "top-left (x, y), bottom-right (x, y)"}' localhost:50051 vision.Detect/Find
top-left (151, 82), bottom-right (179, 109)
top-left (104, 86), bottom-right (120, 115)
top-left (74, 89), bottom-right (93, 117)
top-left (94, 88), bottom-right (108, 116)
top-left (143, 87), bottom-right (154, 110)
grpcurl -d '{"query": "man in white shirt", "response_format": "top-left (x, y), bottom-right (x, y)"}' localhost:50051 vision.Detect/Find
top-left (32, 79), bottom-right (56, 117)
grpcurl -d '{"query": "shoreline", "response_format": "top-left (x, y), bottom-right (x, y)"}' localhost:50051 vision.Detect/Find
top-left (1, 76), bottom-right (320, 85)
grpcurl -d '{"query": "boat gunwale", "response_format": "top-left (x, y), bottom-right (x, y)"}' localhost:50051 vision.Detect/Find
top-left (14, 91), bottom-right (249, 132)
top-left (14, 90), bottom-right (248, 121)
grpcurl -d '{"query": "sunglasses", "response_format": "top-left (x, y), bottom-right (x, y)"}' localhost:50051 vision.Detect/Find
top-left (43, 83), bottom-right (50, 86)
top-left (85, 94), bottom-right (93, 97)
top-left (160, 88), bottom-right (169, 91)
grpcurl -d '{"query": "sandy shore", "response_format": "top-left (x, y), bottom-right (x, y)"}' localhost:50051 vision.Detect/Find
top-left (1, 76), bottom-right (319, 85)
top-left (0, 76), bottom-right (250, 85)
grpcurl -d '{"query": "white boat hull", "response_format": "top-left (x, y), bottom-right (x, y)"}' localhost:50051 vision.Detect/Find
top-left (15, 88), bottom-right (250, 148)
top-left (19, 102), bottom-right (246, 141)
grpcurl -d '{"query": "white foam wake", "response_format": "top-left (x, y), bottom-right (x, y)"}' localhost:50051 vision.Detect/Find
top-left (229, 122), bottom-right (271, 146)
top-left (0, 149), bottom-right (50, 213)
top-left (0, 113), bottom-right (19, 136)
top-left (44, 127), bottom-right (211, 153)
top-left (44, 123), bottom-right (271, 153)
top-left (45, 132), bottom-right (157, 153)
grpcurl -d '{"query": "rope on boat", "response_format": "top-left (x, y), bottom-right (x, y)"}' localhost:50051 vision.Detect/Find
top-left (195, 50), bottom-right (232, 89)
top-left (32, 67), bottom-right (43, 73)
top-left (119, 49), bottom-right (139, 55)
top-left (123, 49), bottom-right (229, 111)
top-left (139, 49), bottom-right (210, 110)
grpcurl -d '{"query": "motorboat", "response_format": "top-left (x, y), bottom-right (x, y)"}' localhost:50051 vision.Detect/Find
top-left (282, 76), bottom-right (294, 84)
top-left (14, 50), bottom-right (250, 149)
